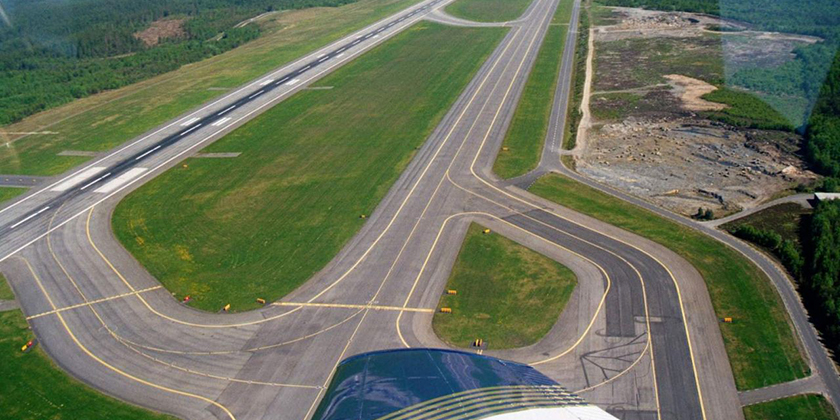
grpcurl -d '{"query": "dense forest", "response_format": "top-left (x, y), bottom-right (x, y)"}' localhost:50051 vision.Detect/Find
top-left (804, 200), bottom-right (840, 361)
top-left (805, 51), bottom-right (840, 179)
top-left (0, 0), bottom-right (357, 125)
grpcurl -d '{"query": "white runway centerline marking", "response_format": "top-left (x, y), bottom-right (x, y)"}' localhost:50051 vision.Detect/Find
top-left (217, 105), bottom-right (236, 116)
top-left (94, 168), bottom-right (148, 194)
top-left (211, 117), bottom-right (232, 127)
top-left (50, 167), bottom-right (107, 192)
top-left (180, 123), bottom-right (202, 136)
top-left (135, 145), bottom-right (161, 160)
top-left (179, 117), bottom-right (201, 126)
top-left (249, 90), bottom-right (264, 99)
top-left (285, 78), bottom-right (300, 86)
top-left (79, 172), bottom-right (111, 191)
top-left (10, 206), bottom-right (50, 229)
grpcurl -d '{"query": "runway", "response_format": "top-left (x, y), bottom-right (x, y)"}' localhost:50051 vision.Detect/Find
top-left (0, 0), bottom-right (746, 418)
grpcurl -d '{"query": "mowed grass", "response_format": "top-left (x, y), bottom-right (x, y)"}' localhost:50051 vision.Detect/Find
top-left (528, 173), bottom-right (808, 390)
top-left (0, 310), bottom-right (176, 420)
top-left (0, 0), bottom-right (423, 176)
top-left (0, 187), bottom-right (26, 207)
top-left (433, 224), bottom-right (577, 349)
top-left (444, 0), bottom-right (533, 22)
top-left (113, 23), bottom-right (506, 312)
top-left (493, 0), bottom-right (573, 179)
top-left (0, 274), bottom-right (14, 300)
top-left (743, 394), bottom-right (839, 420)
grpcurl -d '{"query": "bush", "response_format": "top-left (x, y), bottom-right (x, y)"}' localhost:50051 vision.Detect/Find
top-left (730, 224), bottom-right (802, 278)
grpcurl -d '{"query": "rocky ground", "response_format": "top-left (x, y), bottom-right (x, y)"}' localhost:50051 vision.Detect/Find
top-left (575, 6), bottom-right (818, 217)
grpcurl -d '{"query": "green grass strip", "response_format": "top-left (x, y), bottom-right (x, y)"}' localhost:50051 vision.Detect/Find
top-left (0, 187), bottom-right (26, 206)
top-left (0, 0), bottom-right (424, 176)
top-left (0, 310), bottom-right (176, 419)
top-left (113, 23), bottom-right (506, 312)
top-left (0, 274), bottom-right (15, 301)
top-left (433, 223), bottom-right (577, 349)
top-left (528, 173), bottom-right (808, 390)
top-left (744, 394), bottom-right (839, 420)
top-left (493, 0), bottom-right (574, 179)
top-left (444, 0), bottom-right (533, 22)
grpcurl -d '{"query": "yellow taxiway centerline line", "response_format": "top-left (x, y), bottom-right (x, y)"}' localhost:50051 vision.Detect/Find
top-left (15, 256), bottom-right (238, 420)
top-left (273, 302), bottom-right (434, 313)
top-left (26, 286), bottom-right (163, 320)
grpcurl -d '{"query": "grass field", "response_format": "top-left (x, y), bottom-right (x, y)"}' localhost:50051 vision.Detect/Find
top-left (492, 0), bottom-right (574, 179)
top-left (529, 173), bottom-right (808, 390)
top-left (0, 188), bottom-right (26, 207)
top-left (0, 310), bottom-right (176, 420)
top-left (744, 394), bottom-right (839, 420)
top-left (444, 0), bottom-right (533, 22)
top-left (0, 274), bottom-right (14, 301)
top-left (113, 23), bottom-right (506, 312)
top-left (432, 224), bottom-right (577, 349)
top-left (0, 0), bottom-right (423, 176)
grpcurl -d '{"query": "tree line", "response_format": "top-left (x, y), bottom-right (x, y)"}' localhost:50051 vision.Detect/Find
top-left (0, 0), bottom-right (357, 125)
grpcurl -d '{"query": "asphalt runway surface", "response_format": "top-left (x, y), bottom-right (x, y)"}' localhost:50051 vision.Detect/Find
top-left (0, 0), bottom-right (772, 418)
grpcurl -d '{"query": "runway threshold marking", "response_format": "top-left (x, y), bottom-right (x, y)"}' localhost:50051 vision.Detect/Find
top-left (211, 117), bottom-right (232, 127)
top-left (26, 285), bottom-right (163, 320)
top-left (179, 117), bottom-right (201, 126)
top-left (273, 302), bottom-right (433, 313)
top-left (94, 167), bottom-right (148, 193)
top-left (50, 167), bottom-right (107, 192)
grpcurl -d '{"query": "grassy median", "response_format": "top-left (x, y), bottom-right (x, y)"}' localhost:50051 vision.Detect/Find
top-left (0, 188), bottom-right (25, 207)
top-left (0, 274), bottom-right (14, 300)
top-left (744, 394), bottom-right (838, 420)
top-left (433, 223), bottom-right (577, 349)
top-left (0, 0), bottom-right (424, 176)
top-left (493, 0), bottom-right (574, 179)
top-left (529, 173), bottom-right (807, 390)
top-left (0, 310), bottom-right (175, 420)
top-left (113, 23), bottom-right (506, 312)
top-left (444, 0), bottom-right (533, 22)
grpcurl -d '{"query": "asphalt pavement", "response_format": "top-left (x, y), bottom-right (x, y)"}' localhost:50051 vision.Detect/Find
top-left (0, 0), bottom-right (769, 418)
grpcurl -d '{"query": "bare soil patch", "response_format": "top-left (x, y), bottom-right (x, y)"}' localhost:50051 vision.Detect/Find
top-left (134, 18), bottom-right (186, 47)
top-left (665, 74), bottom-right (726, 111)
top-left (575, 7), bottom-right (817, 217)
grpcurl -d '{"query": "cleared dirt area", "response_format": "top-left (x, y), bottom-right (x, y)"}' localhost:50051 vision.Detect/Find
top-left (133, 18), bottom-right (186, 47)
top-left (574, 6), bottom-right (818, 217)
